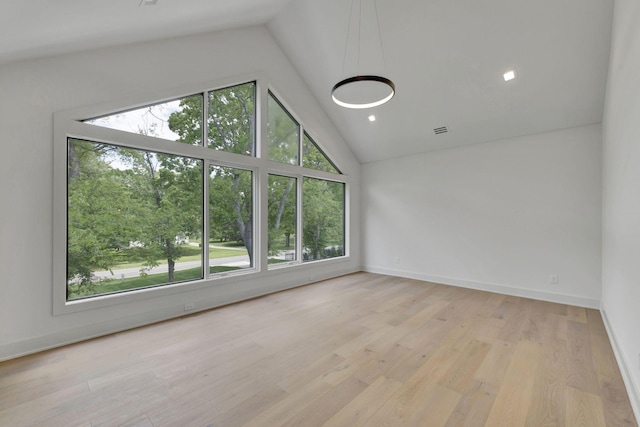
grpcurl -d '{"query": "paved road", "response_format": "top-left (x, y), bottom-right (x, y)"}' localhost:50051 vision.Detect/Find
top-left (93, 254), bottom-right (250, 280)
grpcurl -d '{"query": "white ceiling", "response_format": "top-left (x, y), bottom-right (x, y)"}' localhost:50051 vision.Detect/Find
top-left (1, 0), bottom-right (614, 164)
top-left (0, 0), bottom-right (291, 64)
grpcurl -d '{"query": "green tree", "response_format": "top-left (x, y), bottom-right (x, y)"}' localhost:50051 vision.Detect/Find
top-left (302, 134), bottom-right (339, 173)
top-left (68, 141), bottom-right (122, 287)
top-left (170, 83), bottom-right (256, 262)
top-left (121, 148), bottom-right (202, 283)
top-left (68, 81), bottom-right (344, 298)
top-left (302, 178), bottom-right (344, 261)
top-left (267, 94), bottom-right (299, 165)
top-left (209, 166), bottom-right (253, 265)
top-left (67, 140), bottom-right (149, 295)
top-left (268, 175), bottom-right (297, 256)
top-left (67, 138), bottom-right (202, 295)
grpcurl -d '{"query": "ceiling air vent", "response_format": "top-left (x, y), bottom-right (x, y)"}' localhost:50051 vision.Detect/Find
top-left (434, 126), bottom-right (448, 135)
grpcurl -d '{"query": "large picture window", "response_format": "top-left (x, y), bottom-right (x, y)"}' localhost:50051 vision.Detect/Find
top-left (57, 79), bottom-right (348, 309)
top-left (208, 166), bottom-right (253, 273)
top-left (303, 133), bottom-right (340, 174)
top-left (67, 139), bottom-right (203, 300)
top-left (302, 178), bottom-right (345, 262)
top-left (85, 94), bottom-right (204, 145)
top-left (268, 174), bottom-right (297, 265)
top-left (267, 93), bottom-right (299, 165)
top-left (207, 82), bottom-right (256, 155)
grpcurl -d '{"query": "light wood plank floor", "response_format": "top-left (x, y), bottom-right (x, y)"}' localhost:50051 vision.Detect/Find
top-left (0, 272), bottom-right (637, 426)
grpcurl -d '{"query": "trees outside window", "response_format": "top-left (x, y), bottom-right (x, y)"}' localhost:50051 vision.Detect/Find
top-left (267, 93), bottom-right (299, 165)
top-left (268, 174), bottom-right (297, 264)
top-left (67, 139), bottom-right (203, 300)
top-left (208, 166), bottom-right (253, 272)
top-left (61, 80), bottom-right (347, 303)
top-left (207, 83), bottom-right (255, 155)
top-left (303, 178), bottom-right (344, 261)
top-left (85, 95), bottom-right (203, 144)
top-left (303, 133), bottom-right (340, 174)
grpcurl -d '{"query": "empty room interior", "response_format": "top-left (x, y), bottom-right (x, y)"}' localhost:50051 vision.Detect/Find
top-left (1, 0), bottom-right (639, 425)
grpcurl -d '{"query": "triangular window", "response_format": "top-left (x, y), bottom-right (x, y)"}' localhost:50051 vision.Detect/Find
top-left (302, 133), bottom-right (340, 174)
top-left (82, 82), bottom-right (257, 156)
top-left (83, 94), bottom-right (203, 145)
top-left (267, 93), bottom-right (299, 165)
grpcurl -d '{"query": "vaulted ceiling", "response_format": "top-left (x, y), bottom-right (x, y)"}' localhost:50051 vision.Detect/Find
top-left (0, 0), bottom-right (614, 163)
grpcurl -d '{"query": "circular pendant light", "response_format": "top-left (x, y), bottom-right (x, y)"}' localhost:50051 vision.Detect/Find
top-left (332, 0), bottom-right (395, 109)
top-left (331, 75), bottom-right (395, 109)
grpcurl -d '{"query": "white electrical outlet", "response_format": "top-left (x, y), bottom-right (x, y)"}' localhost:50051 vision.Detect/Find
top-left (394, 257), bottom-right (400, 265)
top-left (549, 274), bottom-right (559, 284)
top-left (184, 302), bottom-right (195, 311)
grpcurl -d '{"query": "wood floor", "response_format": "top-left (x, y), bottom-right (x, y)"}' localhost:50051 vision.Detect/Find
top-left (0, 272), bottom-right (637, 427)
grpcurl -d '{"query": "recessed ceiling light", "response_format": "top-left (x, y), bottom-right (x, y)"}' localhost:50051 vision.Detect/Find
top-left (139, 0), bottom-right (158, 6)
top-left (368, 115), bottom-right (376, 122)
top-left (503, 69), bottom-right (517, 82)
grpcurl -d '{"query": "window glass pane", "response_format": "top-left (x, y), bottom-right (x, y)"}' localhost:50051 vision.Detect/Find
top-left (84, 95), bottom-right (203, 145)
top-left (303, 178), bottom-right (345, 262)
top-left (268, 94), bottom-right (299, 165)
top-left (209, 166), bottom-right (253, 273)
top-left (302, 133), bottom-right (340, 174)
top-left (208, 82), bottom-right (256, 156)
top-left (268, 174), bottom-right (297, 265)
top-left (67, 138), bottom-right (203, 300)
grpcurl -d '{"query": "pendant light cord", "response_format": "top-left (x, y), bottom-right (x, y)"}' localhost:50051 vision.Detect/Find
top-left (357, 0), bottom-right (362, 75)
top-left (341, 0), bottom-right (387, 77)
top-left (341, 0), bottom-right (357, 78)
top-left (332, 0), bottom-right (395, 109)
top-left (373, 0), bottom-right (388, 73)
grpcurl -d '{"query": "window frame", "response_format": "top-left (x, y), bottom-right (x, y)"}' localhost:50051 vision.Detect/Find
top-left (266, 172), bottom-right (299, 269)
top-left (266, 90), bottom-right (300, 166)
top-left (53, 75), bottom-right (350, 315)
top-left (301, 176), bottom-right (346, 263)
top-left (302, 131), bottom-right (342, 174)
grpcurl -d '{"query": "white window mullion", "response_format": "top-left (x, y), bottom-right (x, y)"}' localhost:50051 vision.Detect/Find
top-left (296, 173), bottom-right (303, 264)
top-left (202, 90), bottom-right (208, 148)
top-left (202, 91), bottom-right (210, 279)
top-left (257, 80), bottom-right (268, 272)
top-left (55, 75), bottom-right (350, 315)
top-left (203, 159), bottom-right (211, 280)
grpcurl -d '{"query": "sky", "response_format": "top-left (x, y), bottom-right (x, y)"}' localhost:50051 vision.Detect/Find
top-left (85, 99), bottom-right (184, 141)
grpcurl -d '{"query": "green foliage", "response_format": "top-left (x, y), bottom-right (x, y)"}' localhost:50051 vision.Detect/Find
top-left (207, 83), bottom-right (256, 155)
top-left (67, 139), bottom-right (203, 296)
top-left (67, 140), bottom-right (143, 287)
top-left (302, 178), bottom-right (344, 261)
top-left (67, 81), bottom-right (346, 300)
top-left (208, 166), bottom-right (253, 264)
top-left (268, 94), bottom-right (299, 165)
top-left (268, 175), bottom-right (296, 257)
top-left (68, 265), bottom-right (240, 300)
top-left (302, 133), bottom-right (340, 174)
top-left (166, 94), bottom-right (203, 145)
top-left (115, 147), bottom-right (203, 282)
top-left (172, 83), bottom-right (256, 263)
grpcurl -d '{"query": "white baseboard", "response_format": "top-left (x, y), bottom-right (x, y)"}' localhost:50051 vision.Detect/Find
top-left (600, 307), bottom-right (640, 423)
top-left (0, 266), bottom-right (360, 362)
top-left (362, 266), bottom-right (600, 309)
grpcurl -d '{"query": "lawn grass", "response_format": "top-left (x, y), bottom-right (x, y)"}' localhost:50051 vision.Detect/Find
top-left (212, 241), bottom-right (249, 249)
top-left (68, 265), bottom-right (243, 300)
top-left (110, 246), bottom-right (248, 270)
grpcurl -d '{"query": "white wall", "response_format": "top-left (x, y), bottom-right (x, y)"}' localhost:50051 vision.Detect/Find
top-left (362, 124), bottom-right (602, 307)
top-left (601, 0), bottom-right (640, 416)
top-left (0, 26), bottom-right (361, 360)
